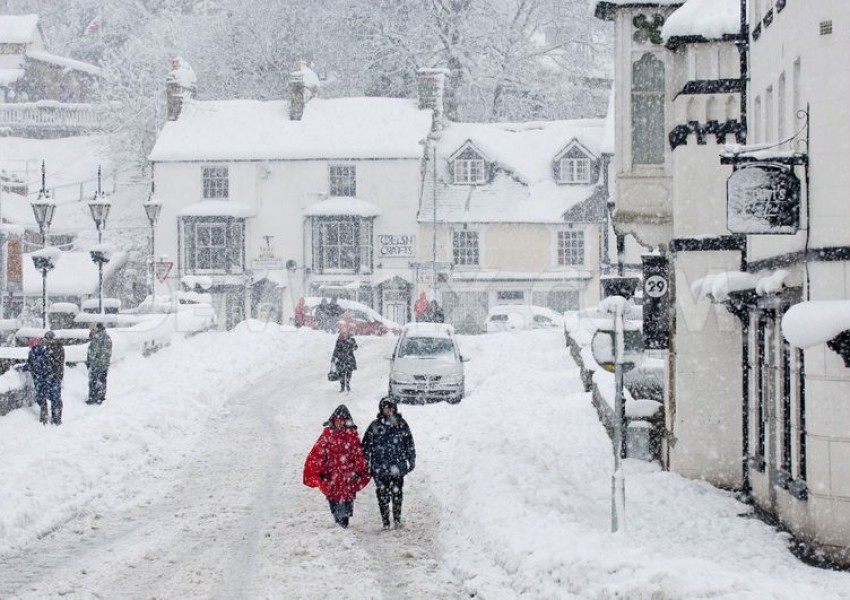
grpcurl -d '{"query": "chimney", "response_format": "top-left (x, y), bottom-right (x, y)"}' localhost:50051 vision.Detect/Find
top-left (166, 57), bottom-right (197, 121)
top-left (416, 68), bottom-right (449, 130)
top-left (288, 59), bottom-right (320, 121)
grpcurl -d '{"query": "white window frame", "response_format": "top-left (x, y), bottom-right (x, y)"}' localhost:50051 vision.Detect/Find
top-left (559, 158), bottom-right (591, 183)
top-left (453, 159), bottom-right (486, 185)
top-left (452, 229), bottom-right (480, 266)
top-left (182, 217), bottom-right (245, 273)
top-left (329, 165), bottom-right (356, 197)
top-left (202, 166), bottom-right (229, 199)
top-left (320, 219), bottom-right (357, 272)
top-left (556, 229), bottom-right (585, 266)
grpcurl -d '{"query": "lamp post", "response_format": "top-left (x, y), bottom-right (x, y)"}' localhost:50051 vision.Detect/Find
top-left (30, 161), bottom-right (56, 329)
top-left (143, 184), bottom-right (162, 309)
top-left (88, 166), bottom-right (112, 314)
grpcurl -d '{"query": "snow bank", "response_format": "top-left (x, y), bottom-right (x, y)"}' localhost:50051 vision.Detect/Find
top-left (662, 0), bottom-right (740, 41)
top-left (782, 301), bottom-right (850, 349)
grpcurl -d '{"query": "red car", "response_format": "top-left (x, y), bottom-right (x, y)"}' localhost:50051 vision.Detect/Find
top-left (302, 299), bottom-right (394, 336)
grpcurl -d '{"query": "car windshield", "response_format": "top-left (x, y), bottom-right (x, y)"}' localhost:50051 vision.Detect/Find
top-left (398, 336), bottom-right (455, 358)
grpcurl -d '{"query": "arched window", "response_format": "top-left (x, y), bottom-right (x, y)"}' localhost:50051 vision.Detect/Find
top-left (631, 53), bottom-right (665, 165)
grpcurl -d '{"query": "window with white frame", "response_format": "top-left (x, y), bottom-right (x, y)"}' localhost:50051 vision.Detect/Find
top-left (312, 217), bottom-right (373, 273)
top-left (631, 53), bottom-right (665, 165)
top-left (181, 217), bottom-right (244, 272)
top-left (559, 158), bottom-right (591, 183)
top-left (202, 166), bottom-right (229, 199)
top-left (453, 158), bottom-right (486, 184)
top-left (452, 230), bottom-right (480, 266)
top-left (557, 230), bottom-right (585, 266)
top-left (329, 165), bottom-right (356, 197)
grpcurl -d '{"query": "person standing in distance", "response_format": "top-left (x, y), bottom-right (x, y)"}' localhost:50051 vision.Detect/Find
top-left (42, 331), bottom-right (64, 425)
top-left (361, 397), bottom-right (416, 530)
top-left (86, 323), bottom-right (112, 405)
top-left (331, 328), bottom-right (358, 392)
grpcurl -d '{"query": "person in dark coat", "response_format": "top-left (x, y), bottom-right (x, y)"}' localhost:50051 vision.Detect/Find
top-left (24, 337), bottom-right (54, 425)
top-left (42, 331), bottom-right (64, 425)
top-left (326, 298), bottom-right (344, 332)
top-left (331, 330), bottom-right (358, 392)
top-left (361, 397), bottom-right (416, 530)
top-left (423, 299), bottom-right (445, 323)
top-left (86, 323), bottom-right (113, 405)
top-left (303, 404), bottom-right (371, 528)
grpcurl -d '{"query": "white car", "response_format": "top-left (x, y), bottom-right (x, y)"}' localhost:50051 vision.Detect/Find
top-left (483, 304), bottom-right (565, 333)
top-left (387, 323), bottom-right (467, 404)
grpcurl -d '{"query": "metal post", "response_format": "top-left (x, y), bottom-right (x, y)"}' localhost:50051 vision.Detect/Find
top-left (150, 223), bottom-right (156, 305)
top-left (40, 229), bottom-right (47, 328)
top-left (431, 144), bottom-right (438, 300)
top-left (611, 300), bottom-right (626, 532)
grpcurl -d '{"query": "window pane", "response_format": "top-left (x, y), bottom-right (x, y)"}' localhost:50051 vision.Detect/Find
top-left (631, 53), bottom-right (665, 165)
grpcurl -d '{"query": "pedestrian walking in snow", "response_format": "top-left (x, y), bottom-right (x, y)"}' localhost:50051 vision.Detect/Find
top-left (423, 299), bottom-right (445, 323)
top-left (331, 329), bottom-right (358, 392)
top-left (24, 337), bottom-right (53, 425)
top-left (414, 291), bottom-right (428, 322)
top-left (43, 331), bottom-right (65, 425)
top-left (303, 404), bottom-right (371, 528)
top-left (361, 397), bottom-right (416, 530)
top-left (86, 323), bottom-right (112, 405)
top-left (326, 297), bottom-right (344, 332)
top-left (294, 297), bottom-right (307, 328)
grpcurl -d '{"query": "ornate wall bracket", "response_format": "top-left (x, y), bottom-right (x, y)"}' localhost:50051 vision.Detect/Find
top-left (827, 331), bottom-right (850, 368)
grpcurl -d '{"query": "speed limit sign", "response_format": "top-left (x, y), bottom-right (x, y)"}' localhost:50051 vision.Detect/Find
top-left (645, 275), bottom-right (668, 298)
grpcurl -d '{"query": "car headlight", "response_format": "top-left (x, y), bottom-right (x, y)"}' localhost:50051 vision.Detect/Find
top-left (391, 371), bottom-right (415, 384)
top-left (441, 373), bottom-right (464, 385)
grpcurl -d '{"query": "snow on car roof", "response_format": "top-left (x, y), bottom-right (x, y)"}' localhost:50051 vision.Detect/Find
top-left (402, 322), bottom-right (455, 338)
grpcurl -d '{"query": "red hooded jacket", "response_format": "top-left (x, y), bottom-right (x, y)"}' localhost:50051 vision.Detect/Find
top-left (303, 425), bottom-right (371, 502)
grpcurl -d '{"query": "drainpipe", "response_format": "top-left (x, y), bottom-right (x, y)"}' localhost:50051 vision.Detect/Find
top-left (737, 0), bottom-right (749, 140)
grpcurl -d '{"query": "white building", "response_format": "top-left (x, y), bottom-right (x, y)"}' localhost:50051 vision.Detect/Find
top-left (596, 0), bottom-right (850, 566)
top-left (148, 63), bottom-right (436, 328)
top-left (418, 118), bottom-right (609, 332)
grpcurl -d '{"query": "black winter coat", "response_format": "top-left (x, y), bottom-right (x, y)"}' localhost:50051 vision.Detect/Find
top-left (361, 413), bottom-right (416, 480)
top-left (332, 336), bottom-right (358, 372)
top-left (25, 346), bottom-right (54, 387)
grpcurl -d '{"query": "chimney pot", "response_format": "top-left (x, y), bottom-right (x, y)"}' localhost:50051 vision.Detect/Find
top-left (166, 57), bottom-right (197, 121)
top-left (417, 68), bottom-right (449, 130)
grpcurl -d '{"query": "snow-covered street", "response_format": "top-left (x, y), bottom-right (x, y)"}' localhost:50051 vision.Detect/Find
top-left (0, 328), bottom-right (849, 599)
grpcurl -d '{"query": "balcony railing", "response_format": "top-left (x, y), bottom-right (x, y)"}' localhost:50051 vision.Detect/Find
top-left (0, 101), bottom-right (114, 137)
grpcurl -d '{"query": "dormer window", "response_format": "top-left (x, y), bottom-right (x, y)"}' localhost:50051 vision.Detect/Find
top-left (450, 141), bottom-right (489, 185)
top-left (559, 158), bottom-right (591, 183)
top-left (553, 139), bottom-right (597, 185)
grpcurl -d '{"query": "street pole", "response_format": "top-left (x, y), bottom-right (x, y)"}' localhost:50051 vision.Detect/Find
top-left (431, 143), bottom-right (438, 300)
top-left (611, 300), bottom-right (626, 532)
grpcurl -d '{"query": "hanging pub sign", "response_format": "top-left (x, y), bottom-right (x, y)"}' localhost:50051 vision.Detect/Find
top-left (727, 164), bottom-right (801, 234)
top-left (642, 255), bottom-right (669, 349)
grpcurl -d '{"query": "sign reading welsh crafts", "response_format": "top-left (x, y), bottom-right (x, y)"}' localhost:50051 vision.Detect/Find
top-left (727, 165), bottom-right (801, 234)
top-left (379, 234), bottom-right (415, 258)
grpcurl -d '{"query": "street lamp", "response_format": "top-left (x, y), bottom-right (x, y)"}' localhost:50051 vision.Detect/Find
top-left (31, 161), bottom-right (56, 328)
top-left (144, 183), bottom-right (162, 309)
top-left (88, 166), bottom-right (111, 314)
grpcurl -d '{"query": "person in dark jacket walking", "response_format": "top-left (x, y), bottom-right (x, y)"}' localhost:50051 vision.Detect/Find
top-left (326, 298), bottom-right (344, 332)
top-left (42, 331), bottom-right (64, 425)
top-left (361, 397), bottom-right (416, 530)
top-left (423, 299), bottom-right (445, 323)
top-left (24, 337), bottom-right (54, 425)
top-left (331, 329), bottom-right (358, 392)
top-left (86, 323), bottom-right (112, 405)
top-left (303, 405), bottom-right (371, 528)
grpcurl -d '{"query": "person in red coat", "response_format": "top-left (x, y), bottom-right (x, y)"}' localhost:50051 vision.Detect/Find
top-left (414, 291), bottom-right (428, 322)
top-left (303, 404), bottom-right (371, 528)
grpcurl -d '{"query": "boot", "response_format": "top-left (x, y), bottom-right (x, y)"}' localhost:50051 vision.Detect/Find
top-left (51, 406), bottom-right (62, 426)
top-left (39, 402), bottom-right (49, 425)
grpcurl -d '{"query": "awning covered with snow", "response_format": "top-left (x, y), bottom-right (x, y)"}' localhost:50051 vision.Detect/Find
top-left (782, 301), bottom-right (850, 349)
top-left (303, 198), bottom-right (381, 218)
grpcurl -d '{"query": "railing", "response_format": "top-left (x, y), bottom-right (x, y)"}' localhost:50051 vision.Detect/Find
top-left (0, 101), bottom-right (114, 136)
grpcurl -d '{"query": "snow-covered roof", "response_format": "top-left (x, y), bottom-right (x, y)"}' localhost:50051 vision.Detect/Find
top-left (420, 119), bottom-right (605, 224)
top-left (0, 14), bottom-right (39, 44)
top-left (26, 49), bottom-right (102, 76)
top-left (303, 198), bottom-right (381, 218)
top-left (22, 249), bottom-right (127, 296)
top-left (662, 0), bottom-right (740, 41)
top-left (692, 269), bottom-right (792, 303)
top-left (149, 97), bottom-right (433, 162)
top-left (178, 200), bottom-right (256, 218)
top-left (0, 68), bottom-right (25, 86)
top-left (594, 1), bottom-right (683, 20)
top-left (783, 301), bottom-right (850, 349)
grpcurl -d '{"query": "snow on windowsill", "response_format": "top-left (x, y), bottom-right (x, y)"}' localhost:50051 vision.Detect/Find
top-left (178, 200), bottom-right (255, 218)
top-left (303, 198), bottom-right (381, 218)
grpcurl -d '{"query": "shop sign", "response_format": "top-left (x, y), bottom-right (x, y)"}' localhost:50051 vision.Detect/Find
top-left (642, 255), bottom-right (669, 349)
top-left (727, 165), bottom-right (801, 234)
top-left (379, 234), bottom-right (415, 258)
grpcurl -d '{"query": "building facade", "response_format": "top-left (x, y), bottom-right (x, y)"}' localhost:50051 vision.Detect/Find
top-left (596, 0), bottom-right (850, 566)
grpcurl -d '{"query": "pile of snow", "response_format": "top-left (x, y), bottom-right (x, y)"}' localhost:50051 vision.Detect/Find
top-left (782, 301), bottom-right (850, 349)
top-left (662, 0), bottom-right (740, 41)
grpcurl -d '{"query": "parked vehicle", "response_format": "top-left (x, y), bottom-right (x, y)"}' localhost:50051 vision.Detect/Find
top-left (301, 297), bottom-right (400, 336)
top-left (483, 304), bottom-right (565, 333)
top-left (387, 323), bottom-right (467, 404)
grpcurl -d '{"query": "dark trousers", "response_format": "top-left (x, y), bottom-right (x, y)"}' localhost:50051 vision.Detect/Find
top-left (88, 369), bottom-right (108, 404)
top-left (35, 379), bottom-right (62, 424)
top-left (375, 476), bottom-right (404, 526)
top-left (328, 500), bottom-right (353, 528)
top-left (338, 369), bottom-right (352, 391)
